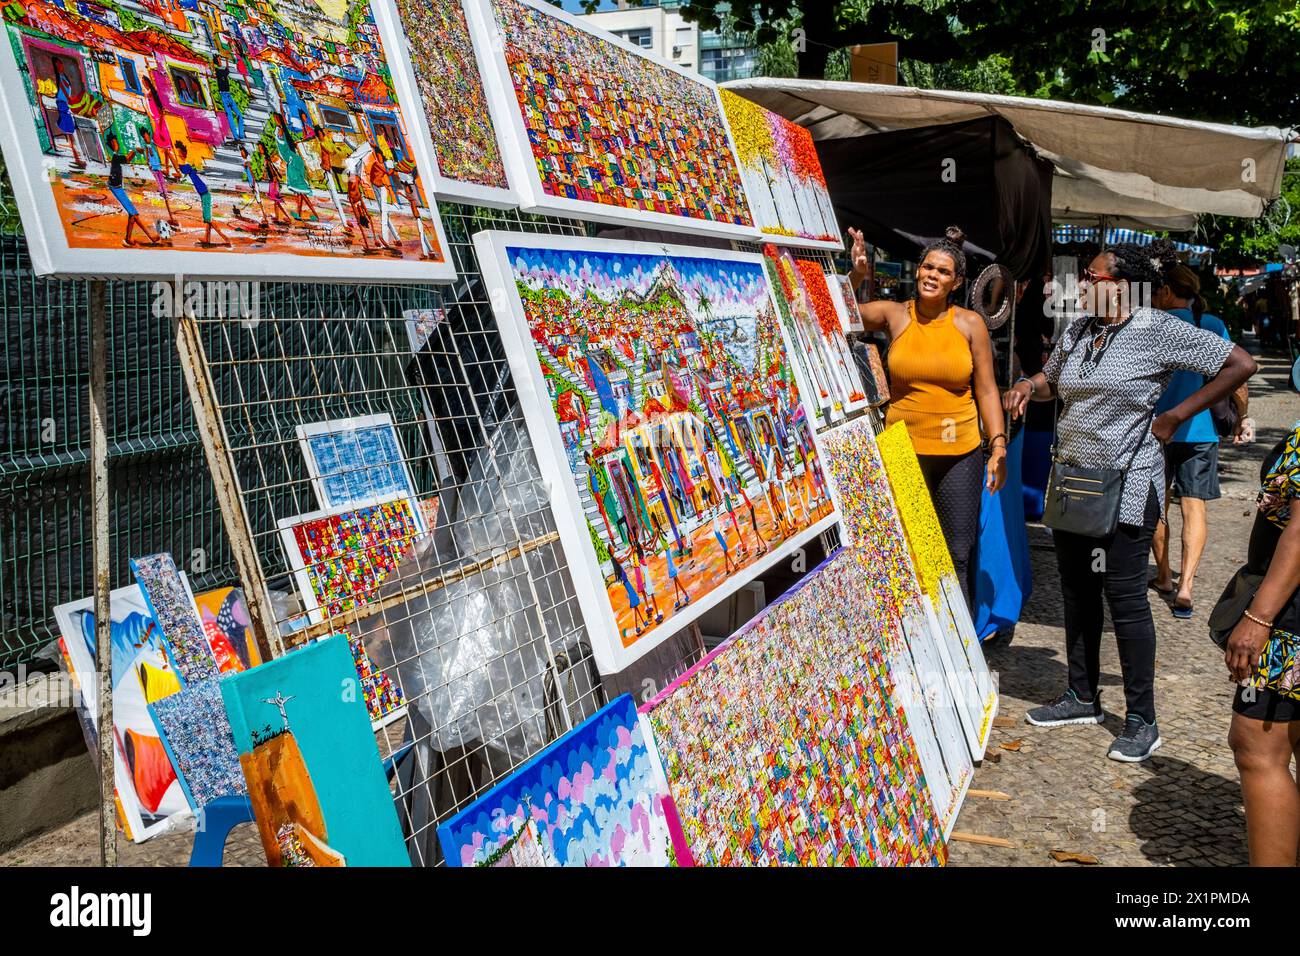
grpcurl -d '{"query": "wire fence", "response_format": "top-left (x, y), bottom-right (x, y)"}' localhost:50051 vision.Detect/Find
top-left (0, 171), bottom-right (851, 860)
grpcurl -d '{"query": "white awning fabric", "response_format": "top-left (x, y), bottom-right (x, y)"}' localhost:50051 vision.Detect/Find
top-left (723, 79), bottom-right (1293, 230)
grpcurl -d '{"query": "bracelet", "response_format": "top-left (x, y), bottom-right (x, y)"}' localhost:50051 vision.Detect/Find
top-left (1015, 375), bottom-right (1037, 396)
top-left (1243, 609), bottom-right (1274, 629)
top-left (989, 434), bottom-right (1008, 447)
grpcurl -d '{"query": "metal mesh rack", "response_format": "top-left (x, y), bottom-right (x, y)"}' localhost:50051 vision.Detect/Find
top-left (1, 166), bottom-right (851, 860)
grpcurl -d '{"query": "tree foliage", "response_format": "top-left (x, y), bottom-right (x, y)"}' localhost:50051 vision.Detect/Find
top-left (658, 0), bottom-right (1300, 127)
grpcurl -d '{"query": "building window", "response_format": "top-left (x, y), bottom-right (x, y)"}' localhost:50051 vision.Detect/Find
top-left (169, 66), bottom-right (208, 109)
top-left (117, 56), bottom-right (141, 94)
top-left (318, 105), bottom-right (353, 131)
top-left (615, 28), bottom-right (653, 49)
top-left (700, 45), bottom-right (757, 83)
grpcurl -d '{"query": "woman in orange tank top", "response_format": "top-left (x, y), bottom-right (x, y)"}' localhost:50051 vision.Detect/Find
top-left (847, 225), bottom-right (1007, 609)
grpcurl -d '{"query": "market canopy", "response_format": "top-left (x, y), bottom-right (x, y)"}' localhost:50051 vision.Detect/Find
top-left (723, 79), bottom-right (1293, 231)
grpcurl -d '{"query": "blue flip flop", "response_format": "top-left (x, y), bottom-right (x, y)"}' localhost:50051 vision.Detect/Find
top-left (1172, 603), bottom-right (1193, 619)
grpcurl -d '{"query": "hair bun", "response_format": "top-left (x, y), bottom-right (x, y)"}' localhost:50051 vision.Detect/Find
top-left (944, 225), bottom-right (966, 246)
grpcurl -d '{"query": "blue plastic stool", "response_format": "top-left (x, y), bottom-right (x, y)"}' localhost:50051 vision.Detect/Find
top-left (188, 741), bottom-right (414, 866)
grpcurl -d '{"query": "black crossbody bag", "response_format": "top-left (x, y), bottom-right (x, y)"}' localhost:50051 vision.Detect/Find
top-left (1042, 323), bottom-right (1154, 538)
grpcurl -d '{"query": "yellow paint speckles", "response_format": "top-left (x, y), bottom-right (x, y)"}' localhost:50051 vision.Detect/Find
top-left (876, 422), bottom-right (954, 600)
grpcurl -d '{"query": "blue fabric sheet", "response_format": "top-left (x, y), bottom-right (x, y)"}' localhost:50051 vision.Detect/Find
top-left (974, 427), bottom-right (1032, 641)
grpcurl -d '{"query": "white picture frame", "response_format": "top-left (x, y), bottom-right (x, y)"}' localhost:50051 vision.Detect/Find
top-left (373, 0), bottom-right (521, 209)
top-left (295, 413), bottom-right (425, 521)
top-left (0, 0), bottom-right (458, 282)
top-left (474, 229), bottom-right (838, 674)
top-left (462, 0), bottom-right (761, 243)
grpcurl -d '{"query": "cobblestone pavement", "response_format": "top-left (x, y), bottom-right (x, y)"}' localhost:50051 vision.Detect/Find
top-left (5, 352), bottom-right (1296, 868)
top-left (949, 348), bottom-right (1299, 867)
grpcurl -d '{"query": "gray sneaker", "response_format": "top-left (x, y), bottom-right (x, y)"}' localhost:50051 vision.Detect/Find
top-left (1025, 689), bottom-right (1104, 727)
top-left (1107, 714), bottom-right (1162, 762)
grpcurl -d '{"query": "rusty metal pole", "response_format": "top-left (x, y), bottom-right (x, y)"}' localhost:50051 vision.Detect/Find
top-left (88, 279), bottom-right (116, 867)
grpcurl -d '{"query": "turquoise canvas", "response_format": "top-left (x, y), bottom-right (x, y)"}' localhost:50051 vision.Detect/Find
top-left (220, 635), bottom-right (409, 867)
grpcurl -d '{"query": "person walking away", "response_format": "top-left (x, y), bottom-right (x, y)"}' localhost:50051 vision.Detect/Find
top-left (52, 63), bottom-right (85, 168)
top-left (103, 131), bottom-right (158, 247)
top-left (847, 225), bottom-right (1007, 610)
top-left (1150, 264), bottom-right (1249, 618)
top-left (1005, 241), bottom-right (1256, 762)
top-left (216, 58), bottom-right (243, 143)
top-left (1224, 424), bottom-right (1300, 865)
top-left (175, 141), bottom-right (231, 247)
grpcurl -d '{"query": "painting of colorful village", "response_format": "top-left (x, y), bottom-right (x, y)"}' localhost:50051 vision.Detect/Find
top-left (506, 244), bottom-right (835, 648)
top-left (2, 0), bottom-right (447, 262)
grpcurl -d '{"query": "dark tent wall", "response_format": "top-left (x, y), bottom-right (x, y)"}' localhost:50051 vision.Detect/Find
top-left (814, 116), bottom-right (1054, 280)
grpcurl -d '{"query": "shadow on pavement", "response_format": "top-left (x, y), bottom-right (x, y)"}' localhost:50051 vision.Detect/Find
top-left (1128, 753), bottom-right (1247, 866)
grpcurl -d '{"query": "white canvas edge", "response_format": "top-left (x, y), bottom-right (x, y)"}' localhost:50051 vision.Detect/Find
top-left (276, 490), bottom-right (423, 625)
top-left (940, 573), bottom-right (999, 753)
top-left (372, 0), bottom-right (521, 209)
top-left (294, 412), bottom-right (426, 533)
top-left (473, 228), bottom-right (839, 674)
top-left (920, 597), bottom-right (983, 760)
top-left (52, 585), bottom-right (195, 842)
top-left (463, 0), bottom-right (762, 243)
top-left (898, 610), bottom-right (971, 841)
top-left (760, 232), bottom-right (845, 252)
top-left (813, 271), bottom-right (871, 417)
top-left (0, 12), bottom-right (459, 282)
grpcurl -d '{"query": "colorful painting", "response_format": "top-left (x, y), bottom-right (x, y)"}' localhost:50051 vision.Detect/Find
top-left (876, 422), bottom-right (998, 756)
top-left (149, 678), bottom-right (246, 811)
top-left (403, 306), bottom-right (447, 353)
top-left (131, 552), bottom-right (218, 686)
top-left (464, 0), bottom-right (756, 240)
top-left (438, 694), bottom-right (687, 867)
top-left (829, 273), bottom-right (862, 332)
top-left (221, 634), bottom-right (409, 866)
top-left (297, 413), bottom-right (422, 513)
top-left (643, 549), bottom-right (946, 866)
top-left (377, 0), bottom-right (515, 207)
top-left (337, 631), bottom-right (406, 728)
top-left (819, 416), bottom-right (974, 828)
top-left (0, 0), bottom-right (455, 281)
top-left (475, 231), bottom-right (838, 673)
top-left (53, 585), bottom-right (190, 842)
top-left (193, 585), bottom-right (262, 674)
top-left (718, 89), bottom-right (840, 249)
top-left (278, 495), bottom-right (421, 622)
top-left (764, 245), bottom-right (869, 429)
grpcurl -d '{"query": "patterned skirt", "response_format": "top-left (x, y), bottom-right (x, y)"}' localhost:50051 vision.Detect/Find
top-left (1251, 628), bottom-right (1300, 702)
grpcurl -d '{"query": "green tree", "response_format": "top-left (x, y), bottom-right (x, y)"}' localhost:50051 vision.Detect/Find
top-left (1199, 159), bottom-right (1300, 268)
top-left (647, 0), bottom-right (1300, 126)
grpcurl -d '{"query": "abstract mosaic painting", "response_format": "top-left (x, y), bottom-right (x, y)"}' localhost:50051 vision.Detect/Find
top-left (0, 0), bottom-right (455, 280)
top-left (475, 231), bottom-right (837, 673)
top-left (643, 550), bottom-right (946, 866)
top-left (466, 0), bottom-right (756, 239)
top-left (149, 678), bottom-right (246, 811)
top-left (718, 89), bottom-right (841, 249)
top-left (278, 496), bottom-right (421, 622)
top-left (876, 422), bottom-right (998, 755)
top-left (819, 417), bottom-right (973, 829)
top-left (53, 585), bottom-right (190, 842)
top-left (378, 0), bottom-right (515, 206)
top-left (763, 245), bottom-right (868, 428)
top-left (221, 634), bottom-right (409, 866)
top-left (438, 694), bottom-right (687, 867)
top-left (131, 552), bottom-right (218, 686)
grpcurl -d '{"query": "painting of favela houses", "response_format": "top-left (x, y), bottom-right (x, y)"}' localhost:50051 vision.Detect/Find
top-left (474, 232), bottom-right (839, 674)
top-left (0, 0), bottom-right (455, 281)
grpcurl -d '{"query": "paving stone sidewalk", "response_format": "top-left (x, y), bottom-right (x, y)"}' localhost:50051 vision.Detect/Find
top-left (948, 349), bottom-right (1299, 867)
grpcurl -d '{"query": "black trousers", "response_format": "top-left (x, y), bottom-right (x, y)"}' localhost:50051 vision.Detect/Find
top-left (1052, 486), bottom-right (1160, 722)
top-left (917, 447), bottom-right (983, 610)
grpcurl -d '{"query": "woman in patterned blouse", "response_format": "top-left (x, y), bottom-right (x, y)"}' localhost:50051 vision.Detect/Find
top-left (1004, 241), bottom-right (1256, 762)
top-left (1226, 424), bottom-right (1300, 865)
